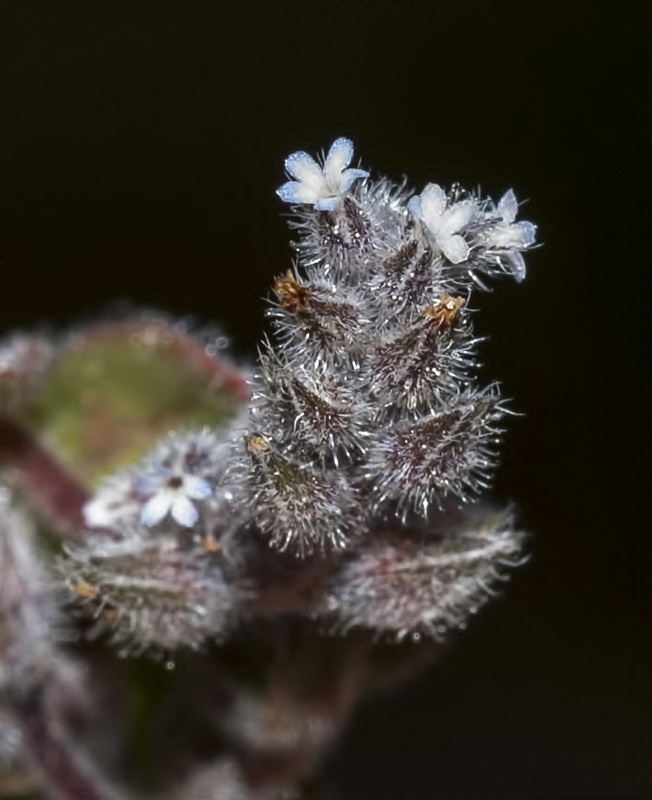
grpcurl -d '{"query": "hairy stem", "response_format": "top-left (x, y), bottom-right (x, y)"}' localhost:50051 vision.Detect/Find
top-left (12, 681), bottom-right (125, 800)
top-left (0, 416), bottom-right (89, 539)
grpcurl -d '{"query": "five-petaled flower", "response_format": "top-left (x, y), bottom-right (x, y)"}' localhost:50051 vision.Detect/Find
top-left (138, 466), bottom-right (212, 528)
top-left (408, 184), bottom-right (477, 264)
top-left (479, 189), bottom-right (537, 281)
top-left (276, 137), bottom-right (369, 210)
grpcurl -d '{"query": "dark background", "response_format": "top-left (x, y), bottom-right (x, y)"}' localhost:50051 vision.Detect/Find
top-left (1, 1), bottom-right (649, 798)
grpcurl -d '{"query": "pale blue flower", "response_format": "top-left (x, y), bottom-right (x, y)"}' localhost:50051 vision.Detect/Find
top-left (276, 137), bottom-right (369, 210)
top-left (408, 184), bottom-right (477, 264)
top-left (490, 190), bottom-right (537, 247)
top-left (479, 190), bottom-right (537, 281)
top-left (138, 468), bottom-right (211, 528)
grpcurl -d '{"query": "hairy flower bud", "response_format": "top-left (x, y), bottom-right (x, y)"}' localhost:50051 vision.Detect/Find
top-left (364, 387), bottom-right (504, 517)
top-left (60, 529), bottom-right (239, 655)
top-left (315, 508), bottom-right (526, 640)
top-left (369, 295), bottom-right (476, 415)
top-left (269, 270), bottom-right (368, 368)
top-left (254, 350), bottom-right (369, 466)
top-left (241, 433), bottom-right (360, 554)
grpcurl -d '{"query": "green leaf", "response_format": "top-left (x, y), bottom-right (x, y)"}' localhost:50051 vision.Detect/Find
top-left (25, 317), bottom-right (247, 486)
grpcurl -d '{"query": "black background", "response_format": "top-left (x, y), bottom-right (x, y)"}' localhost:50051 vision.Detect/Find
top-left (1, 1), bottom-right (649, 798)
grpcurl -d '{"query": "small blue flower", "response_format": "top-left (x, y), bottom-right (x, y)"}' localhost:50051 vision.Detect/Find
top-left (408, 184), bottom-right (477, 264)
top-left (276, 137), bottom-right (369, 210)
top-left (479, 190), bottom-right (537, 281)
top-left (494, 191), bottom-right (537, 246)
top-left (138, 467), bottom-right (212, 528)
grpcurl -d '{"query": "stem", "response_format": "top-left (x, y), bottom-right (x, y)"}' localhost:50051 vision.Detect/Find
top-left (12, 681), bottom-right (126, 800)
top-left (0, 416), bottom-right (89, 539)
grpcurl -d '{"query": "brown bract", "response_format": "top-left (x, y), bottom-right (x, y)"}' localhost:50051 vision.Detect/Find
top-left (274, 270), bottom-right (311, 312)
top-left (246, 432), bottom-right (272, 455)
top-left (424, 293), bottom-right (465, 327)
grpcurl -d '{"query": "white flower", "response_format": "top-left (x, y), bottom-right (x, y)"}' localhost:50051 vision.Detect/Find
top-left (408, 184), bottom-right (477, 264)
top-left (488, 190), bottom-right (537, 248)
top-left (478, 189), bottom-right (537, 281)
top-left (138, 467), bottom-right (212, 528)
top-left (276, 137), bottom-right (369, 210)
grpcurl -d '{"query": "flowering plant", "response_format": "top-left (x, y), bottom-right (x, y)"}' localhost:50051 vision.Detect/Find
top-left (0, 138), bottom-right (536, 799)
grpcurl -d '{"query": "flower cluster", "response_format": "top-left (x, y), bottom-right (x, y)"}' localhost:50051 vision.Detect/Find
top-left (240, 136), bottom-right (536, 552)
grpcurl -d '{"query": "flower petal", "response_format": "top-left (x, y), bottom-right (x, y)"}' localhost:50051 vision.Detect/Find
top-left (506, 250), bottom-right (526, 281)
top-left (340, 168), bottom-right (369, 193)
top-left (407, 195), bottom-right (422, 220)
top-left (171, 494), bottom-right (199, 527)
top-left (514, 220), bottom-right (537, 247)
top-left (184, 475), bottom-right (212, 500)
top-left (441, 234), bottom-right (470, 264)
top-left (440, 200), bottom-right (476, 235)
top-left (135, 471), bottom-right (167, 493)
top-left (497, 189), bottom-right (518, 223)
top-left (276, 180), bottom-right (320, 205)
top-left (141, 491), bottom-right (174, 527)
top-left (484, 220), bottom-right (537, 249)
top-left (285, 151), bottom-right (322, 182)
top-left (324, 137), bottom-right (354, 180)
top-left (314, 196), bottom-right (340, 211)
top-left (419, 184), bottom-right (447, 223)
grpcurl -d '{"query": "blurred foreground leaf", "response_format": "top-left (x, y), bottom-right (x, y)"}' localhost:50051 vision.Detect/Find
top-left (24, 317), bottom-right (248, 486)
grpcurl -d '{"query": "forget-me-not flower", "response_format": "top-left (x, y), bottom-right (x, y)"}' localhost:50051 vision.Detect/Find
top-left (138, 466), bottom-right (212, 528)
top-left (276, 137), bottom-right (369, 211)
top-left (478, 189), bottom-right (537, 281)
top-left (408, 184), bottom-right (477, 264)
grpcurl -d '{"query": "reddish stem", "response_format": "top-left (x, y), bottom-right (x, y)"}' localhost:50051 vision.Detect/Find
top-left (0, 416), bottom-right (89, 540)
top-left (13, 681), bottom-right (125, 800)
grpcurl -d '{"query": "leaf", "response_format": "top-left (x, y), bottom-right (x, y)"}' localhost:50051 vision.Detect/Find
top-left (24, 314), bottom-right (248, 486)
